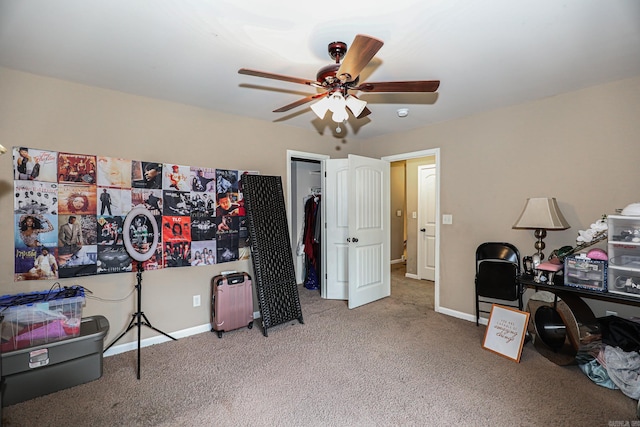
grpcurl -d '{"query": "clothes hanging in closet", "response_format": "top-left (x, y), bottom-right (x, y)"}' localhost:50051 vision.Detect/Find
top-left (302, 194), bottom-right (321, 290)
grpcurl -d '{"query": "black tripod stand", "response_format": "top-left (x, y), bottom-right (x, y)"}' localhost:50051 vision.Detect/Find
top-left (104, 261), bottom-right (177, 379)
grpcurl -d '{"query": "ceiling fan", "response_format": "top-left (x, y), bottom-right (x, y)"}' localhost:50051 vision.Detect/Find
top-left (238, 34), bottom-right (440, 123)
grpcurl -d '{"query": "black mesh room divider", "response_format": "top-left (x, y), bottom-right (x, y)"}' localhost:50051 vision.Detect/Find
top-left (242, 174), bottom-right (303, 337)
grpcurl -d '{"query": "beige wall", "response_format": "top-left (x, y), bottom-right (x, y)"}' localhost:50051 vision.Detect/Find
top-left (2, 67), bottom-right (640, 348)
top-left (389, 161), bottom-right (405, 261)
top-left (0, 67), bottom-right (360, 346)
top-left (362, 75), bottom-right (640, 318)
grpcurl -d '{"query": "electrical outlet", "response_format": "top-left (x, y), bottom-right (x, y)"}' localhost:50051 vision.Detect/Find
top-left (605, 310), bottom-right (617, 317)
top-left (193, 295), bottom-right (201, 307)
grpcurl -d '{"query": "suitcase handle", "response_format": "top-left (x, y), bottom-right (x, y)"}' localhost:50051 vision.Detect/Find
top-left (227, 274), bottom-right (247, 285)
top-left (215, 272), bottom-right (251, 286)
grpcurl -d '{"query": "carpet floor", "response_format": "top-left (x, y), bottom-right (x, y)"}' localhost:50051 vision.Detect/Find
top-left (2, 263), bottom-right (637, 426)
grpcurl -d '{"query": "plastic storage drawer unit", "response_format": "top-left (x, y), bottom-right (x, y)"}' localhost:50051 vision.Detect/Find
top-left (1, 315), bottom-right (109, 407)
top-left (608, 268), bottom-right (640, 297)
top-left (607, 215), bottom-right (640, 298)
top-left (564, 254), bottom-right (607, 292)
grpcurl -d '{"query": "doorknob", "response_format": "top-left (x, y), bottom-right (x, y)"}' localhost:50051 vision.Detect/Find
top-left (353, 237), bottom-right (359, 243)
top-left (347, 238), bottom-right (351, 242)
top-left (347, 237), bottom-right (359, 243)
top-left (420, 228), bottom-right (426, 232)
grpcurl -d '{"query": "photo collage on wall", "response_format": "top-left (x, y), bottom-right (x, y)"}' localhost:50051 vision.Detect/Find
top-left (12, 147), bottom-right (253, 281)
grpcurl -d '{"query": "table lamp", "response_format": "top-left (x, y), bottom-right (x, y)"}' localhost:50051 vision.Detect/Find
top-left (513, 197), bottom-right (570, 259)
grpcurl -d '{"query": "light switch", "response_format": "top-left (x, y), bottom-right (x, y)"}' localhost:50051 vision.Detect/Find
top-left (396, 210), bottom-right (402, 217)
top-left (442, 214), bottom-right (453, 225)
top-left (412, 212), bottom-right (417, 219)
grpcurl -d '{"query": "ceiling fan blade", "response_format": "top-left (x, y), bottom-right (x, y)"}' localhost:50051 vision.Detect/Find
top-left (354, 80), bottom-right (440, 93)
top-left (239, 68), bottom-right (318, 87)
top-left (272, 92), bottom-right (328, 113)
top-left (336, 34), bottom-right (384, 83)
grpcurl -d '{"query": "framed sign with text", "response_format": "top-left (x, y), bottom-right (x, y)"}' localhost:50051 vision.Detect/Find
top-left (482, 304), bottom-right (530, 363)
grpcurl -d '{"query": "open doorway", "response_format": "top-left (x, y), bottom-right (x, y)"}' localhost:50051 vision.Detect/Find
top-left (286, 151), bottom-right (328, 289)
top-left (383, 149), bottom-right (440, 312)
top-left (286, 149), bottom-right (438, 312)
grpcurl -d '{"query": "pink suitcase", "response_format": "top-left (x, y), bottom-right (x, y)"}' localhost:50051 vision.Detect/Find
top-left (210, 272), bottom-right (254, 338)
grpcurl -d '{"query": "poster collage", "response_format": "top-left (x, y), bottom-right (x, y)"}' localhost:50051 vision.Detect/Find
top-left (13, 147), bottom-right (254, 281)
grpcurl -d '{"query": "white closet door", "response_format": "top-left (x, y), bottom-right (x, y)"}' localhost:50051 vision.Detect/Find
top-left (324, 155), bottom-right (390, 307)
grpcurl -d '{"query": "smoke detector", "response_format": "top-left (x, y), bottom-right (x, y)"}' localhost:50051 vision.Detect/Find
top-left (397, 108), bottom-right (409, 117)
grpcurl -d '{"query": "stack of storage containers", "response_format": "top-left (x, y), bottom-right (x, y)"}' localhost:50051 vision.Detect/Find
top-left (607, 215), bottom-right (640, 297)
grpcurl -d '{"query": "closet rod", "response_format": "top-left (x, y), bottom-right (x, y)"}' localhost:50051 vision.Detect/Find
top-left (291, 157), bottom-right (321, 164)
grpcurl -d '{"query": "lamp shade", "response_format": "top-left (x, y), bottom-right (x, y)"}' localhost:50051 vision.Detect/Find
top-left (345, 95), bottom-right (367, 118)
top-left (512, 197), bottom-right (570, 230)
top-left (331, 108), bottom-right (349, 123)
top-left (310, 96), bottom-right (331, 119)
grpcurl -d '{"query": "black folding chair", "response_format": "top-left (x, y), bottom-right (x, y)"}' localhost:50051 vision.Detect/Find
top-left (475, 242), bottom-right (522, 326)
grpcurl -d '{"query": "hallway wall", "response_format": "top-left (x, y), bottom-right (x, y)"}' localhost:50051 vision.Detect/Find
top-left (361, 75), bottom-right (640, 319)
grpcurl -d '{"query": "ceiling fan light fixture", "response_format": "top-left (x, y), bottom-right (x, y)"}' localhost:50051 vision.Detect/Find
top-left (331, 108), bottom-right (349, 123)
top-left (327, 92), bottom-right (346, 113)
top-left (310, 96), bottom-right (331, 119)
top-left (313, 92), bottom-right (350, 123)
top-left (345, 95), bottom-right (367, 118)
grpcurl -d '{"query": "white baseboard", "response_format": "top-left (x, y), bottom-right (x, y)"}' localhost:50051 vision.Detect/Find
top-left (404, 272), bottom-right (419, 280)
top-left (103, 323), bottom-right (212, 357)
top-left (103, 311), bottom-right (262, 357)
top-left (390, 259), bottom-right (405, 264)
top-left (436, 306), bottom-right (487, 326)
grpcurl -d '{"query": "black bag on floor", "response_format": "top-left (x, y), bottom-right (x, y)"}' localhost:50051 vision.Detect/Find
top-left (598, 315), bottom-right (640, 352)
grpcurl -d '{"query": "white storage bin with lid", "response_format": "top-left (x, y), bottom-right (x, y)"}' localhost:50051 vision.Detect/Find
top-left (608, 215), bottom-right (640, 243)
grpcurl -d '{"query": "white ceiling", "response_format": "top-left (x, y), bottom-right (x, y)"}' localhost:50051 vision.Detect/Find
top-left (1, 0), bottom-right (639, 140)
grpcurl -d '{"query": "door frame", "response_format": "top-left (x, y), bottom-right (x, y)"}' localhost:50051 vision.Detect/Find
top-left (286, 150), bottom-right (330, 291)
top-left (382, 149), bottom-right (440, 313)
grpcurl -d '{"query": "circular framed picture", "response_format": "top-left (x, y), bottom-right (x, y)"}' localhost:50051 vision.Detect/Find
top-left (123, 207), bottom-right (159, 262)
